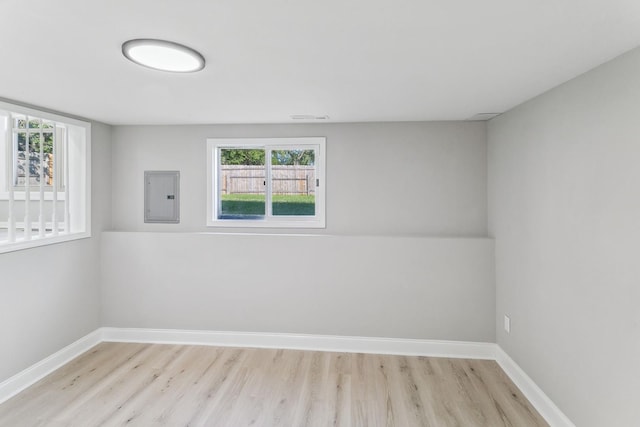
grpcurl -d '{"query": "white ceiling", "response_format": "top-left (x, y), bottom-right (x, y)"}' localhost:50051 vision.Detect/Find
top-left (1, 0), bottom-right (639, 125)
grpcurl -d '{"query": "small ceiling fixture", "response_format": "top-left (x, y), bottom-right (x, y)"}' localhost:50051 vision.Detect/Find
top-left (291, 115), bottom-right (330, 120)
top-left (122, 39), bottom-right (205, 73)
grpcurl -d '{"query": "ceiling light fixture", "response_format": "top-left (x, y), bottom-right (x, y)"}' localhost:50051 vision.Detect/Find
top-left (122, 39), bottom-right (205, 73)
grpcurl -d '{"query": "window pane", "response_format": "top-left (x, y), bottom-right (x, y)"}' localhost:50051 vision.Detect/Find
top-left (15, 132), bottom-right (28, 186)
top-left (271, 149), bottom-right (316, 216)
top-left (14, 132), bottom-right (56, 187)
top-left (43, 132), bottom-right (54, 185)
top-left (15, 117), bottom-right (26, 129)
top-left (29, 132), bottom-right (43, 185)
top-left (219, 148), bottom-right (265, 218)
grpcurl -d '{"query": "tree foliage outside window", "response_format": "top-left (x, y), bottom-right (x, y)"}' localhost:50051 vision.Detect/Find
top-left (221, 149), bottom-right (314, 166)
top-left (271, 149), bottom-right (314, 166)
top-left (221, 149), bottom-right (264, 165)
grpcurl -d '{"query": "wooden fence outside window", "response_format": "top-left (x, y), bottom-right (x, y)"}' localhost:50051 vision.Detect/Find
top-left (221, 165), bottom-right (315, 195)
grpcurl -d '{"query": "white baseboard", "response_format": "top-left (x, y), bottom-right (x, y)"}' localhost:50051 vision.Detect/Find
top-left (0, 329), bottom-right (103, 405)
top-left (0, 327), bottom-right (574, 427)
top-left (100, 327), bottom-right (497, 360)
top-left (495, 346), bottom-right (575, 427)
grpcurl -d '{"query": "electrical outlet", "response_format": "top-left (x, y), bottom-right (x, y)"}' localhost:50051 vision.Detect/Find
top-left (504, 315), bottom-right (511, 333)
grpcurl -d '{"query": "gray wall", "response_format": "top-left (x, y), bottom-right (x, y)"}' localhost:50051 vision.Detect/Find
top-left (488, 47), bottom-right (640, 426)
top-left (112, 121), bottom-right (487, 236)
top-left (102, 121), bottom-right (494, 342)
top-left (0, 121), bottom-right (112, 384)
top-left (101, 233), bottom-right (495, 342)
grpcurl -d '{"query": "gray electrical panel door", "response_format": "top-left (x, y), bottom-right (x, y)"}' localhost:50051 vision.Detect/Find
top-left (144, 171), bottom-right (180, 223)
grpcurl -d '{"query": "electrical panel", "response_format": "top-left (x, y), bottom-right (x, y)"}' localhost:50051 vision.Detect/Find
top-left (144, 171), bottom-right (180, 223)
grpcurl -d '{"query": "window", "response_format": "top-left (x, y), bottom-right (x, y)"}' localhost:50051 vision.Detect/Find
top-left (207, 137), bottom-right (325, 228)
top-left (0, 101), bottom-right (91, 253)
top-left (12, 117), bottom-right (65, 190)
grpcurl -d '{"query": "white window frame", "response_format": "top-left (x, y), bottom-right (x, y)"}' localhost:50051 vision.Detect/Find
top-left (207, 137), bottom-right (326, 228)
top-left (0, 100), bottom-right (91, 254)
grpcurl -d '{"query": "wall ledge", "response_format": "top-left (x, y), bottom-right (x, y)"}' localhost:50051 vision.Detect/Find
top-left (101, 230), bottom-right (493, 240)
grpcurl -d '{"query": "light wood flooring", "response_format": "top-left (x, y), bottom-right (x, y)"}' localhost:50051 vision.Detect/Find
top-left (0, 342), bottom-right (548, 426)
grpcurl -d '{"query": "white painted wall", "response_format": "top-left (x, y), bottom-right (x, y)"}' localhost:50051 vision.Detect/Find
top-left (488, 47), bottom-right (640, 426)
top-left (101, 232), bottom-right (495, 342)
top-left (112, 121), bottom-right (487, 236)
top-left (0, 119), bottom-right (111, 384)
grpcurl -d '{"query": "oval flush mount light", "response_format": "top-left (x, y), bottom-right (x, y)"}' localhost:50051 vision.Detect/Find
top-left (122, 39), bottom-right (205, 73)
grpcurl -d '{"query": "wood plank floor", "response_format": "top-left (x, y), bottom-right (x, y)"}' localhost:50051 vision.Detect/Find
top-left (0, 342), bottom-right (548, 426)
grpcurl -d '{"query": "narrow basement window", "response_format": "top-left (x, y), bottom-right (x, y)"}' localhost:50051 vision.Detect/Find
top-left (206, 137), bottom-right (326, 228)
top-left (0, 101), bottom-right (91, 253)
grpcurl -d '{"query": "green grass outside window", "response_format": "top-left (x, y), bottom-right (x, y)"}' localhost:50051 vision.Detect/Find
top-left (221, 194), bottom-right (315, 216)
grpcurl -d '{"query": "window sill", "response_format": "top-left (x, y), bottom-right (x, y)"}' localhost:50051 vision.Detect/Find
top-left (207, 218), bottom-right (326, 229)
top-left (0, 231), bottom-right (91, 254)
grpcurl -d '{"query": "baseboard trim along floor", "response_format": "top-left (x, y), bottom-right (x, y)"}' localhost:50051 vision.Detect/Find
top-left (0, 329), bottom-right (103, 405)
top-left (0, 327), bottom-right (575, 426)
top-left (100, 327), bottom-right (497, 359)
top-left (495, 347), bottom-right (576, 427)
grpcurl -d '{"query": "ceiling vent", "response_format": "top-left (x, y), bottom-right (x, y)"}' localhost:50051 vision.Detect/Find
top-left (290, 115), bottom-right (329, 120)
